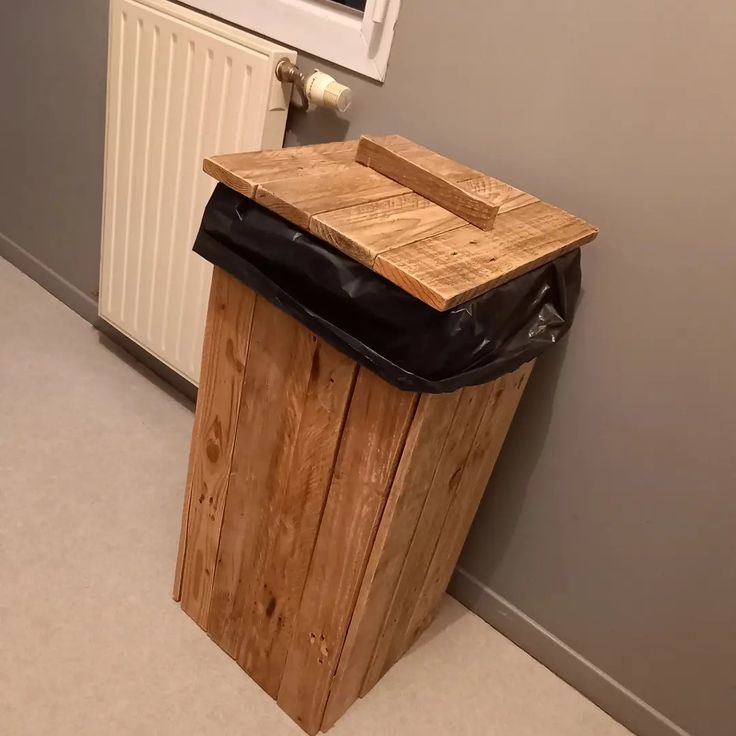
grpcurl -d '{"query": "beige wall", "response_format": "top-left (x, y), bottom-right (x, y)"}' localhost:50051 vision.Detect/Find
top-left (1, 2), bottom-right (735, 735)
top-left (287, 2), bottom-right (736, 736)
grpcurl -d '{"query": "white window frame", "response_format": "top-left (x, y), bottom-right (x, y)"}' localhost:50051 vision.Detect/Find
top-left (184, 0), bottom-right (401, 81)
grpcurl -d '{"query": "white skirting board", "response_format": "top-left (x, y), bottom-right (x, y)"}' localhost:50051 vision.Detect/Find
top-left (99, 0), bottom-right (294, 383)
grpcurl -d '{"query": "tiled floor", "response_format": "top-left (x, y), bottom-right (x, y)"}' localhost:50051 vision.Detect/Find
top-left (0, 258), bottom-right (632, 735)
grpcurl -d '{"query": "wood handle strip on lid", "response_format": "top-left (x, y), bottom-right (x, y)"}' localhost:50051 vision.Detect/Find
top-left (355, 135), bottom-right (502, 231)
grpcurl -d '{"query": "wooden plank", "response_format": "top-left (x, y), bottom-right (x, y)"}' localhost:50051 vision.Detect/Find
top-left (203, 140), bottom-right (358, 198)
top-left (235, 339), bottom-right (357, 697)
top-left (375, 200), bottom-right (598, 310)
top-left (403, 362), bottom-right (534, 649)
top-left (310, 192), bottom-right (467, 268)
top-left (277, 369), bottom-right (418, 735)
top-left (202, 136), bottom-right (599, 311)
top-left (363, 134), bottom-right (484, 181)
top-left (360, 382), bottom-right (495, 696)
top-left (177, 268), bottom-right (256, 625)
top-left (459, 176), bottom-right (540, 214)
top-left (174, 267), bottom-right (243, 600)
top-left (321, 391), bottom-right (462, 730)
top-left (355, 135), bottom-right (502, 230)
top-left (206, 296), bottom-right (321, 657)
top-left (254, 166), bottom-right (410, 231)
top-left (309, 176), bottom-right (538, 268)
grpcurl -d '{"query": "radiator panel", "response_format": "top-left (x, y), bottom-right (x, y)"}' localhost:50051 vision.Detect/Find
top-left (100, 0), bottom-right (294, 383)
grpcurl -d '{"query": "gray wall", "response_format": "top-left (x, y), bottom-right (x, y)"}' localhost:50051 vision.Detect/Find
top-left (2, 2), bottom-right (735, 736)
top-left (0, 0), bottom-right (108, 319)
top-left (287, 3), bottom-right (736, 736)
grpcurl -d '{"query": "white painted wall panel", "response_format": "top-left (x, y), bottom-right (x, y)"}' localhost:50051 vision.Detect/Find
top-left (100, 0), bottom-right (294, 383)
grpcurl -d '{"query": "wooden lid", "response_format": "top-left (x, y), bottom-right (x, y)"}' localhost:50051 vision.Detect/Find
top-left (203, 135), bottom-right (598, 310)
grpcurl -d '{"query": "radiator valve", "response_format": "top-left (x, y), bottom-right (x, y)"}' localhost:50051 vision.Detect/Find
top-left (276, 59), bottom-right (352, 113)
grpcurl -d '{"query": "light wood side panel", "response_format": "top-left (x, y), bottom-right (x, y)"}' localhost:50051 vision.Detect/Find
top-left (356, 136), bottom-right (501, 230)
top-left (360, 382), bottom-right (494, 695)
top-left (236, 340), bottom-right (358, 697)
top-left (206, 296), bottom-right (319, 657)
top-left (177, 269), bottom-right (256, 624)
top-left (277, 370), bottom-right (418, 736)
top-left (203, 140), bottom-right (359, 197)
top-left (310, 193), bottom-right (467, 267)
top-left (255, 166), bottom-right (410, 230)
top-left (403, 362), bottom-right (534, 649)
top-left (375, 201), bottom-right (598, 310)
top-left (321, 391), bottom-right (462, 730)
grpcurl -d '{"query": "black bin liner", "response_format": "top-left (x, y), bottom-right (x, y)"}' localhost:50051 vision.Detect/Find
top-left (193, 184), bottom-right (581, 394)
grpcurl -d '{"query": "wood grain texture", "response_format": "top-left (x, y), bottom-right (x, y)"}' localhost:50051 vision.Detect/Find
top-left (310, 192), bottom-right (467, 268)
top-left (355, 135), bottom-right (501, 230)
top-left (206, 296), bottom-right (320, 657)
top-left (321, 391), bottom-right (462, 730)
top-left (174, 268), bottom-right (236, 600)
top-left (277, 370), bottom-right (418, 735)
top-left (360, 134), bottom-right (484, 181)
top-left (203, 136), bottom-right (599, 311)
top-left (203, 140), bottom-right (358, 198)
top-left (255, 167), bottom-right (410, 231)
top-left (178, 268), bottom-right (256, 625)
top-left (459, 176), bottom-right (539, 214)
top-left (375, 200), bottom-right (598, 310)
top-left (403, 362), bottom-right (534, 649)
top-left (360, 382), bottom-right (495, 695)
top-left (235, 339), bottom-right (357, 697)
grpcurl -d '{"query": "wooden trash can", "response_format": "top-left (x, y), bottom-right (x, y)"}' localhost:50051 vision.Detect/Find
top-left (174, 136), bottom-right (598, 734)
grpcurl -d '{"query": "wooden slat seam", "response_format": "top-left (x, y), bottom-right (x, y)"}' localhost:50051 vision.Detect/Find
top-left (276, 363), bottom-right (360, 685)
top-left (371, 198), bottom-right (562, 311)
top-left (254, 180), bottom-right (469, 264)
top-left (209, 164), bottom-right (533, 272)
top-left (356, 388), bottom-right (470, 696)
top-left (318, 391), bottom-right (421, 728)
top-left (233, 338), bottom-right (357, 676)
top-left (381, 386), bottom-right (498, 677)
top-left (378, 220), bottom-right (467, 268)
top-left (309, 199), bottom-right (471, 268)
top-left (232, 331), bottom-right (319, 667)
top-left (356, 137), bottom-right (501, 230)
top-left (175, 441), bottom-right (200, 600)
top-left (398, 378), bottom-right (508, 653)
top-left (174, 289), bottom-right (220, 601)
top-left (402, 365), bottom-right (533, 648)
top-left (199, 293), bottom-right (259, 629)
top-left (316, 217), bottom-right (471, 269)
top-left (211, 176), bottom-right (457, 277)
top-left (374, 198), bottom-right (541, 263)
top-left (174, 472), bottom-right (195, 600)
top-left (297, 185), bottom-right (407, 229)
top-left (320, 392), bottom-right (463, 729)
top-left (179, 276), bottom-right (258, 623)
top-left (252, 180), bottom-right (400, 236)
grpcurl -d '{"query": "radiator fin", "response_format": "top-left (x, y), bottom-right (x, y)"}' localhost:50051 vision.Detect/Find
top-left (101, 0), bottom-right (294, 383)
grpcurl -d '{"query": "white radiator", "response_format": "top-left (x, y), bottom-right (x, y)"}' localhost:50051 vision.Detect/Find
top-left (100, 0), bottom-right (294, 383)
